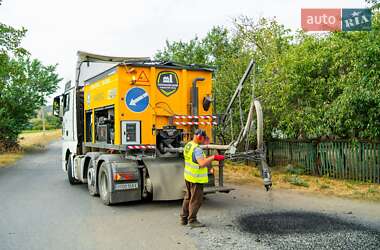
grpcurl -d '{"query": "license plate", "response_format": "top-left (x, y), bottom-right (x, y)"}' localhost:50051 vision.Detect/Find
top-left (115, 182), bottom-right (138, 190)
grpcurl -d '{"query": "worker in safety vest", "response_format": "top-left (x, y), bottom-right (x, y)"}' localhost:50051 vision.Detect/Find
top-left (180, 129), bottom-right (225, 228)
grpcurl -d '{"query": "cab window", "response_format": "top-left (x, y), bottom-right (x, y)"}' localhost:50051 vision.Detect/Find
top-left (63, 93), bottom-right (70, 112)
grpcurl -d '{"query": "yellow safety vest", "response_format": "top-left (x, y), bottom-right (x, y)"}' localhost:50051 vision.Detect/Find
top-left (183, 141), bottom-right (208, 184)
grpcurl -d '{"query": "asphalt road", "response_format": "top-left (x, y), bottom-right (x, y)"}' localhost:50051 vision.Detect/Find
top-left (1, 141), bottom-right (380, 250)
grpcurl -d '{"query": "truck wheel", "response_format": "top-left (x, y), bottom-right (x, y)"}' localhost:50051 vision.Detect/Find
top-left (98, 162), bottom-right (111, 205)
top-left (87, 165), bottom-right (98, 196)
top-left (67, 155), bottom-right (79, 185)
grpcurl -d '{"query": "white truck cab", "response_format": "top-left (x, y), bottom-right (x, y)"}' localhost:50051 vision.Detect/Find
top-left (54, 52), bottom-right (143, 180)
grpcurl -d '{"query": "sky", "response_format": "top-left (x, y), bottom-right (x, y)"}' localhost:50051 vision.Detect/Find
top-left (0, 0), bottom-right (368, 98)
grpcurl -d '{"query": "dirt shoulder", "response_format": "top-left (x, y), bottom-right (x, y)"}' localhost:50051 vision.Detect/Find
top-left (0, 130), bottom-right (61, 168)
top-left (221, 162), bottom-right (380, 202)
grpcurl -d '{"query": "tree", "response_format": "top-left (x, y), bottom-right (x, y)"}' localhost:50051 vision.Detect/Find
top-left (218, 17), bottom-right (293, 140)
top-left (154, 26), bottom-right (247, 142)
top-left (155, 12), bottom-right (380, 141)
top-left (155, 26), bottom-right (237, 70)
top-left (0, 23), bottom-right (61, 150)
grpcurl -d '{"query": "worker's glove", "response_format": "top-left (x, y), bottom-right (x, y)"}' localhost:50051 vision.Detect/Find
top-left (213, 155), bottom-right (225, 161)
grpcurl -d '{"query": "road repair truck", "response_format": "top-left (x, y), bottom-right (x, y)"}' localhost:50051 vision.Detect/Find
top-left (53, 51), bottom-right (239, 205)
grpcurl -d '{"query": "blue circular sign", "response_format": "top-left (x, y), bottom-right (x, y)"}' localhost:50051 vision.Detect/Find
top-left (125, 87), bottom-right (149, 113)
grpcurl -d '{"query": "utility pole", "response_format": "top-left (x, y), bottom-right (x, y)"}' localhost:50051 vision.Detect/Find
top-left (41, 106), bottom-right (46, 135)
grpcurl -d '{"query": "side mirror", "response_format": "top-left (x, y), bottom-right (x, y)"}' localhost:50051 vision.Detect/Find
top-left (53, 95), bottom-right (63, 118)
top-left (203, 95), bottom-right (212, 111)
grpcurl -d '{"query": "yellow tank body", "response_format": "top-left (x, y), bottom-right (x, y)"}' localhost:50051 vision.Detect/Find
top-left (83, 63), bottom-right (214, 146)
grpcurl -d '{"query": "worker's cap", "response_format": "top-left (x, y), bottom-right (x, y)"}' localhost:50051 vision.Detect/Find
top-left (194, 129), bottom-right (207, 137)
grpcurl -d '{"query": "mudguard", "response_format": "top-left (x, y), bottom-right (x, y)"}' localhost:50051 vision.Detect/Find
top-left (143, 157), bottom-right (185, 200)
top-left (96, 154), bottom-right (141, 204)
top-left (80, 152), bottom-right (104, 183)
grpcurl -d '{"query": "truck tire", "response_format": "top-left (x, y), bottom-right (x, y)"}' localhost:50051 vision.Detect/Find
top-left (98, 162), bottom-right (111, 205)
top-left (67, 155), bottom-right (79, 185)
top-left (87, 164), bottom-right (98, 196)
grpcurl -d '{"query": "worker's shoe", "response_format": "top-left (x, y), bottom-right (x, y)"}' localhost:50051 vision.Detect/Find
top-left (180, 218), bottom-right (188, 225)
top-left (189, 220), bottom-right (205, 228)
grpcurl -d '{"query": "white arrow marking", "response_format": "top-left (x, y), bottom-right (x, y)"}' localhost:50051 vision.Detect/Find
top-left (129, 92), bottom-right (148, 106)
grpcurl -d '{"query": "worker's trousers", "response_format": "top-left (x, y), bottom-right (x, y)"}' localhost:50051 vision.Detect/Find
top-left (180, 180), bottom-right (204, 223)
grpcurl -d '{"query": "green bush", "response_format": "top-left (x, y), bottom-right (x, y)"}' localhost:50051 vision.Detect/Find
top-left (284, 175), bottom-right (309, 187)
top-left (368, 187), bottom-right (378, 193)
top-left (319, 184), bottom-right (330, 189)
top-left (286, 164), bottom-right (305, 175)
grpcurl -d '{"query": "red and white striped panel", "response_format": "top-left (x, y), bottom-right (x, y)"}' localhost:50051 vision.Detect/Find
top-left (127, 145), bottom-right (156, 150)
top-left (173, 115), bottom-right (217, 120)
top-left (174, 121), bottom-right (218, 126)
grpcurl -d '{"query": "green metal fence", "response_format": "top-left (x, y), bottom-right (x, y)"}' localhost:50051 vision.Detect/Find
top-left (267, 140), bottom-right (380, 183)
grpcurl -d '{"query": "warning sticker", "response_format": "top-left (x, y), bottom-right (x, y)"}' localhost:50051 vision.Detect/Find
top-left (137, 71), bottom-right (149, 82)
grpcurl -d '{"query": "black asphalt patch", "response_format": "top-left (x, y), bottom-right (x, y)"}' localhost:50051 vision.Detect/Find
top-left (238, 211), bottom-right (380, 250)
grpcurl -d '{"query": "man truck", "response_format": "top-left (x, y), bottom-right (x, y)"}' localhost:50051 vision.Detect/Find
top-left (53, 51), bottom-right (235, 205)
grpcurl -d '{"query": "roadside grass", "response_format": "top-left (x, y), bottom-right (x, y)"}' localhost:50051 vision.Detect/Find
top-left (0, 130), bottom-right (61, 168)
top-left (19, 129), bottom-right (61, 152)
top-left (0, 153), bottom-right (23, 167)
top-left (220, 161), bottom-right (380, 201)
